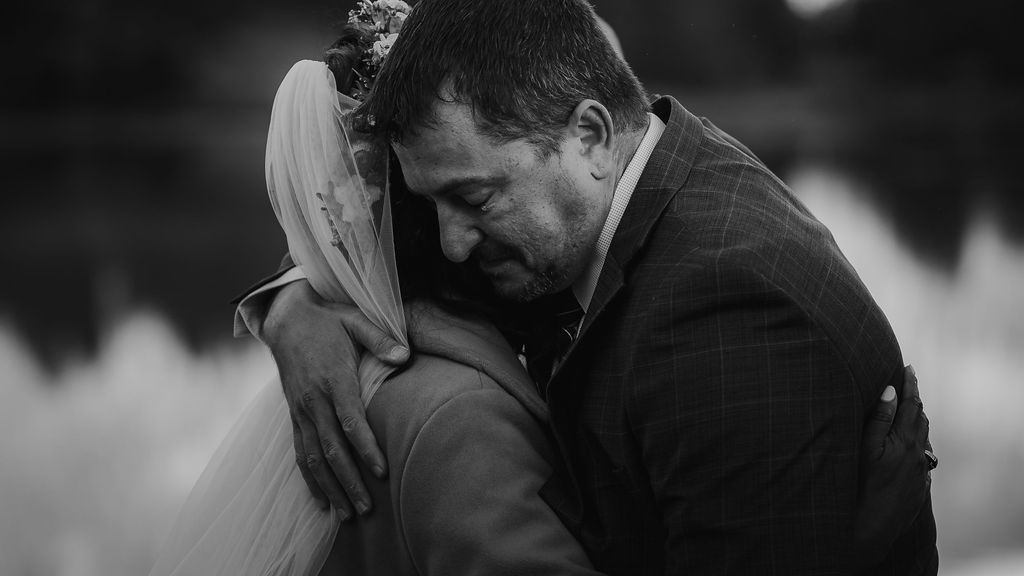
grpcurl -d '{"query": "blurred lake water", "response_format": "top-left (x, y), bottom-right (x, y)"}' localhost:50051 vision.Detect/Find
top-left (1, 158), bottom-right (1022, 575)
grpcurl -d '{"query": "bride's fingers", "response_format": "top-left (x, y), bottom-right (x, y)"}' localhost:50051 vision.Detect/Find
top-left (895, 365), bottom-right (928, 449)
top-left (900, 365), bottom-right (921, 409)
top-left (862, 385), bottom-right (897, 462)
top-left (336, 305), bottom-right (409, 365)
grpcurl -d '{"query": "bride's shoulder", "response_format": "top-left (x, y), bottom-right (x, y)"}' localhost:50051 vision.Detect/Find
top-left (373, 348), bottom-right (500, 420)
top-left (367, 297), bottom-right (539, 436)
top-left (366, 349), bottom-right (522, 463)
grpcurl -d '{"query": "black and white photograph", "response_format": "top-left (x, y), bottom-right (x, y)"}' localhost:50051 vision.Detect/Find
top-left (1, 0), bottom-right (1018, 574)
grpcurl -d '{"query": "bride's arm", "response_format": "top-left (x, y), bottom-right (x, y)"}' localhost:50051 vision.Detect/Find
top-left (255, 279), bottom-right (409, 518)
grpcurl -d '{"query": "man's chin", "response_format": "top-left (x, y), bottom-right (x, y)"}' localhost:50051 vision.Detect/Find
top-left (485, 270), bottom-right (556, 303)
top-left (485, 277), bottom-right (529, 302)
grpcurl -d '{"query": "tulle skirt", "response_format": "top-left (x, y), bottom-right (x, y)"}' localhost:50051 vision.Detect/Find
top-left (149, 379), bottom-right (340, 576)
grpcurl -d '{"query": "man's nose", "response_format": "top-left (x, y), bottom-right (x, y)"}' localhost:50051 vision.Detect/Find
top-left (436, 203), bottom-right (483, 263)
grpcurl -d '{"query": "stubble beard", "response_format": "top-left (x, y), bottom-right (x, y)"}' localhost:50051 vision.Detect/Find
top-left (512, 269), bottom-right (559, 302)
top-left (491, 241), bottom-right (586, 303)
top-left (485, 192), bottom-right (600, 302)
top-left (479, 259), bottom-right (557, 303)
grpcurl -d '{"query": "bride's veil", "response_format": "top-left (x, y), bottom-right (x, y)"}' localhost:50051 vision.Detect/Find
top-left (266, 59), bottom-right (408, 405)
top-left (148, 61), bottom-right (407, 576)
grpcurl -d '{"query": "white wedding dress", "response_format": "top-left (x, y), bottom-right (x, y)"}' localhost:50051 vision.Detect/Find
top-left (148, 61), bottom-right (408, 576)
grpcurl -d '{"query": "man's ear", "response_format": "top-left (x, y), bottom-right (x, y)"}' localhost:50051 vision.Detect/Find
top-left (566, 99), bottom-right (614, 180)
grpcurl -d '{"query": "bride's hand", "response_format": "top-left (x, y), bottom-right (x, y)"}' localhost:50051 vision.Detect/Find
top-left (853, 365), bottom-right (933, 570)
top-left (261, 280), bottom-right (410, 519)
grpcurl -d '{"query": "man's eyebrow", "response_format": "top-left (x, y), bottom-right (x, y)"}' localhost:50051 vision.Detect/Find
top-left (407, 175), bottom-right (503, 198)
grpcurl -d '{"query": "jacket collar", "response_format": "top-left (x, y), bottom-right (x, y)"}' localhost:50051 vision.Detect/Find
top-left (404, 299), bottom-right (549, 422)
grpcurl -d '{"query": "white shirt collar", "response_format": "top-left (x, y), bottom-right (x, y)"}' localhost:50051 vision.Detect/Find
top-left (572, 112), bottom-right (666, 312)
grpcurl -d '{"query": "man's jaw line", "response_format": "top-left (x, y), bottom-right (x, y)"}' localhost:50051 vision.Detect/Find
top-left (483, 259), bottom-right (570, 303)
top-left (468, 253), bottom-right (552, 302)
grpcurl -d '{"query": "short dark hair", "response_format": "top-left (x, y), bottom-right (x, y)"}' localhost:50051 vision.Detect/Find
top-left (356, 0), bottom-right (650, 155)
top-left (321, 23), bottom-right (502, 308)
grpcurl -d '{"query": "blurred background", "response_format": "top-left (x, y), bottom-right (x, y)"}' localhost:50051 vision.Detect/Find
top-left (1, 0), bottom-right (1020, 573)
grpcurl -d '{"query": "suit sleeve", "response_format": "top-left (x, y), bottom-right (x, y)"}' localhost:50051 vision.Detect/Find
top-left (632, 263), bottom-right (864, 574)
top-left (230, 252), bottom-right (300, 339)
top-left (401, 387), bottom-right (602, 576)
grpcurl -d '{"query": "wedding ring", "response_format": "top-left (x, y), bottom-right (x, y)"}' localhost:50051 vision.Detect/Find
top-left (924, 449), bottom-right (938, 470)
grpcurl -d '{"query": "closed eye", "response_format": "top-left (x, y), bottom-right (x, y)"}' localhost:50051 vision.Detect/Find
top-left (411, 175), bottom-right (505, 207)
top-left (460, 189), bottom-right (493, 208)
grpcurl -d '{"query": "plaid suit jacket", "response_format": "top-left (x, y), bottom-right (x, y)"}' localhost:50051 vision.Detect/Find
top-left (538, 96), bottom-right (938, 575)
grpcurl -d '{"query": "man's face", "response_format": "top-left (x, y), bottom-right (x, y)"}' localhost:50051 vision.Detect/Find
top-left (394, 101), bottom-right (608, 302)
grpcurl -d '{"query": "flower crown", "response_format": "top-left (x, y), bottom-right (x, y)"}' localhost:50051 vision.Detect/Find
top-left (346, 0), bottom-right (412, 101)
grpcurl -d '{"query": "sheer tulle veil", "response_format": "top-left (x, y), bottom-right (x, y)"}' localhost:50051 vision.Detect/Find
top-left (148, 61), bottom-right (407, 576)
top-left (266, 59), bottom-right (408, 404)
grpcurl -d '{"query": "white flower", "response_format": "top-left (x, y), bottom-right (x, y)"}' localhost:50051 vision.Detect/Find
top-left (371, 33), bottom-right (399, 65)
top-left (375, 0), bottom-right (411, 13)
top-left (368, 0), bottom-right (410, 31)
top-left (388, 10), bottom-right (407, 33)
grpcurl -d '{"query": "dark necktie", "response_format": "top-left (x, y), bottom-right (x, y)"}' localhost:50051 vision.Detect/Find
top-left (525, 290), bottom-right (585, 393)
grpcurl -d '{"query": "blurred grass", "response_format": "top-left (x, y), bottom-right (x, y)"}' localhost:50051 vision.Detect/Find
top-left (0, 311), bottom-right (273, 576)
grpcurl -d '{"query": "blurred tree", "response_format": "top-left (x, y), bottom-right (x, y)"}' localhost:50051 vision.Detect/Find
top-left (3, 0), bottom-right (1020, 360)
top-left (807, 0), bottom-right (1019, 87)
top-left (597, 0), bottom-right (803, 86)
top-left (798, 0), bottom-right (1023, 260)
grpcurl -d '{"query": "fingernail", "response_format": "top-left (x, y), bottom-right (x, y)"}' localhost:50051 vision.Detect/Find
top-left (389, 345), bottom-right (409, 362)
top-left (881, 385), bottom-right (896, 402)
top-left (356, 500), bottom-right (371, 515)
top-left (372, 464), bottom-right (386, 478)
top-left (337, 508), bottom-right (352, 522)
top-left (907, 364), bottom-right (917, 380)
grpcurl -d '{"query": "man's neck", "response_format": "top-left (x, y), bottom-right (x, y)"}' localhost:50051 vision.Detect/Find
top-left (591, 120), bottom-right (649, 229)
top-left (586, 126), bottom-right (645, 261)
top-left (613, 123), bottom-right (650, 188)
top-left (571, 113), bottom-right (663, 311)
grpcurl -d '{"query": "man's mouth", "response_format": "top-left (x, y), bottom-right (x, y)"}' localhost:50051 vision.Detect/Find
top-left (478, 257), bottom-right (517, 275)
top-left (474, 245), bottom-right (522, 274)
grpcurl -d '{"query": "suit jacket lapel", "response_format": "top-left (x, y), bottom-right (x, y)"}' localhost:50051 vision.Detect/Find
top-left (551, 97), bottom-right (704, 380)
top-left (538, 98), bottom-right (706, 536)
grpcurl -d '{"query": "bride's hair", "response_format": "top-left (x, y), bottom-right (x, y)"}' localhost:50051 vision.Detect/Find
top-left (323, 22), bottom-right (375, 95)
